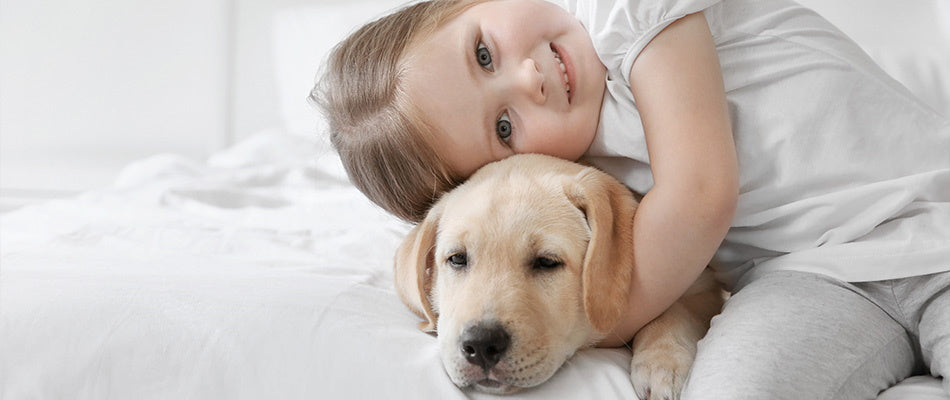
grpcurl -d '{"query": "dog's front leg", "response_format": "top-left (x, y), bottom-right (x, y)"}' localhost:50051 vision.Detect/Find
top-left (629, 270), bottom-right (725, 400)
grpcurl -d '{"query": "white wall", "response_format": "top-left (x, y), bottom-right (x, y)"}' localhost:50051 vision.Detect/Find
top-left (0, 0), bottom-right (231, 197)
top-left (0, 0), bottom-right (395, 209)
top-left (0, 0), bottom-right (337, 208)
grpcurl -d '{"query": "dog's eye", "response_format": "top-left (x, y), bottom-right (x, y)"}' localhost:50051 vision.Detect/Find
top-left (448, 253), bottom-right (468, 269)
top-left (533, 257), bottom-right (562, 270)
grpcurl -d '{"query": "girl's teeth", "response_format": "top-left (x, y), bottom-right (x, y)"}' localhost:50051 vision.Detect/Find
top-left (553, 48), bottom-right (570, 93)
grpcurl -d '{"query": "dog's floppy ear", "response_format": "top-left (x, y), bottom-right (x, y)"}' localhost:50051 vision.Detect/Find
top-left (393, 202), bottom-right (442, 334)
top-left (567, 167), bottom-right (638, 334)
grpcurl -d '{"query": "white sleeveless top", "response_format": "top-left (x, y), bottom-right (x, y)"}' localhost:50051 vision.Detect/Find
top-left (558, 0), bottom-right (950, 289)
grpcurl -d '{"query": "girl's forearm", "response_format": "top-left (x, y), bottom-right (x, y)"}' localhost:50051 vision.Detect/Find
top-left (595, 11), bottom-right (738, 347)
top-left (596, 182), bottom-right (735, 347)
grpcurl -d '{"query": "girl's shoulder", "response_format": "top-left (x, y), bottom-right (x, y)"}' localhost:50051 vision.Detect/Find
top-left (564, 0), bottom-right (722, 81)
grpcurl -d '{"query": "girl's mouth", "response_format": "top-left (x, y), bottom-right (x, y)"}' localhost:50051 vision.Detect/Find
top-left (550, 43), bottom-right (574, 104)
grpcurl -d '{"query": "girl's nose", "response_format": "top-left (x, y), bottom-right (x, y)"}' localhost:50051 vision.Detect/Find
top-left (509, 58), bottom-right (546, 104)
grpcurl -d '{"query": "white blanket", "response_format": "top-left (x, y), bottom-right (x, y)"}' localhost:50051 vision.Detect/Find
top-left (1, 133), bottom-right (946, 399)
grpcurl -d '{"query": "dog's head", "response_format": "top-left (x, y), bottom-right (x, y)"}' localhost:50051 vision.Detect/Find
top-left (394, 154), bottom-right (637, 394)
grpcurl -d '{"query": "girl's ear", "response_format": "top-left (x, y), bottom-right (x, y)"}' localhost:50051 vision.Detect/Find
top-left (393, 202), bottom-right (443, 334)
top-left (566, 167), bottom-right (638, 334)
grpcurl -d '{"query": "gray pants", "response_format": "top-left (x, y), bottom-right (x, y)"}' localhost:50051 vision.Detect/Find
top-left (681, 270), bottom-right (950, 400)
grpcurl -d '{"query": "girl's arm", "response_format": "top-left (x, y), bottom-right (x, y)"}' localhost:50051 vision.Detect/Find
top-left (598, 12), bottom-right (737, 347)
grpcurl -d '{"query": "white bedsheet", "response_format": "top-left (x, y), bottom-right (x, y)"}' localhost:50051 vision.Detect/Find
top-left (1, 133), bottom-right (945, 399)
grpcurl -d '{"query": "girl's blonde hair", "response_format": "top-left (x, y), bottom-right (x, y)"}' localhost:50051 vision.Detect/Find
top-left (311, 0), bottom-right (490, 223)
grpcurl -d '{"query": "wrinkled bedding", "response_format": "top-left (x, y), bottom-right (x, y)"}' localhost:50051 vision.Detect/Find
top-left (1, 133), bottom-right (946, 399)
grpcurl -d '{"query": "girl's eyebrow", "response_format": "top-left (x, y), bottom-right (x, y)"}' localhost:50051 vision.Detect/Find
top-left (464, 25), bottom-right (479, 83)
top-left (462, 24), bottom-right (481, 82)
top-left (463, 24), bottom-right (496, 150)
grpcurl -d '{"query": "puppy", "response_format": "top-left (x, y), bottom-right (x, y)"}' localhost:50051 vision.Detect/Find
top-left (394, 154), bottom-right (724, 399)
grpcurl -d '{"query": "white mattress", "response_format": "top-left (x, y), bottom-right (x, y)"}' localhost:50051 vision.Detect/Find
top-left (1, 133), bottom-right (946, 399)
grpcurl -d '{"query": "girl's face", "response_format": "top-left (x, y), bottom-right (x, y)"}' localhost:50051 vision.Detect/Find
top-left (404, 0), bottom-right (607, 178)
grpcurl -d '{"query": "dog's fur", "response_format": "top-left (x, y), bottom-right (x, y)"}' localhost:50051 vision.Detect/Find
top-left (395, 154), bottom-right (724, 399)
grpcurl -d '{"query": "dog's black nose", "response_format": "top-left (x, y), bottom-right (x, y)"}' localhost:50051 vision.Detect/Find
top-left (460, 323), bottom-right (511, 370)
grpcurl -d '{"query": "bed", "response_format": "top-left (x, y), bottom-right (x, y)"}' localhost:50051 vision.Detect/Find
top-left (2, 0), bottom-right (948, 399)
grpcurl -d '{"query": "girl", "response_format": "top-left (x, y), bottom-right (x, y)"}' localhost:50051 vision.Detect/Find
top-left (312, 0), bottom-right (950, 398)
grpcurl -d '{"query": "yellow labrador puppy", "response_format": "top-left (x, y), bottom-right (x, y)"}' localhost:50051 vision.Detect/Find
top-left (395, 154), bottom-right (724, 399)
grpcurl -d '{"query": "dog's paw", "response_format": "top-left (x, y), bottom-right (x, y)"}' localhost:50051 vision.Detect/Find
top-left (629, 346), bottom-right (693, 400)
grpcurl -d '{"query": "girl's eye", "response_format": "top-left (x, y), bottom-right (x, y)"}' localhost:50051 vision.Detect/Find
top-left (476, 42), bottom-right (493, 71)
top-left (496, 112), bottom-right (512, 142)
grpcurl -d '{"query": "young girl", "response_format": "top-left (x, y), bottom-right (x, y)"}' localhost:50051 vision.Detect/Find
top-left (313, 0), bottom-right (950, 398)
